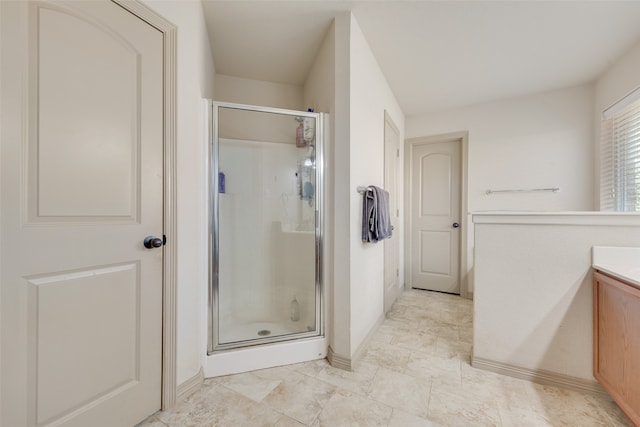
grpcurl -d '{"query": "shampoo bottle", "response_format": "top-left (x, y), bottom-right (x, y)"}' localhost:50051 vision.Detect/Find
top-left (296, 122), bottom-right (305, 147)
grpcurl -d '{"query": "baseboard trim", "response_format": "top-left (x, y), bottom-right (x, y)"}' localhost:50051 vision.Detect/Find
top-left (176, 368), bottom-right (204, 402)
top-left (327, 346), bottom-right (352, 371)
top-left (471, 356), bottom-right (607, 396)
top-left (352, 313), bottom-right (385, 365)
top-left (327, 313), bottom-right (386, 372)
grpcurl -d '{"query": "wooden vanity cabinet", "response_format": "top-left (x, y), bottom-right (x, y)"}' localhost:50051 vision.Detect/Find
top-left (593, 270), bottom-right (640, 426)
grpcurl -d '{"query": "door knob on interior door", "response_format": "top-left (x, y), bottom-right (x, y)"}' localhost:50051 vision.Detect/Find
top-left (452, 222), bottom-right (460, 228)
top-left (144, 235), bottom-right (165, 249)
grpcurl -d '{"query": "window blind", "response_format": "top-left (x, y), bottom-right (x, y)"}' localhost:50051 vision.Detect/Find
top-left (600, 93), bottom-right (640, 211)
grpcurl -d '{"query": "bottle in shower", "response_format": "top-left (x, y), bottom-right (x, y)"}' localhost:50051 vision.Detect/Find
top-left (296, 122), bottom-right (305, 147)
top-left (290, 296), bottom-right (300, 322)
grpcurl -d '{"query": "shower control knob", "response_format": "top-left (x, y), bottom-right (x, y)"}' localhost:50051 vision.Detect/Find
top-left (144, 235), bottom-right (165, 249)
top-left (452, 222), bottom-right (460, 228)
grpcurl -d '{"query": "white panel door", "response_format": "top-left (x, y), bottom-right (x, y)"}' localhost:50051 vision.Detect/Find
top-left (384, 113), bottom-right (401, 312)
top-left (410, 140), bottom-right (461, 294)
top-left (1, 1), bottom-right (164, 426)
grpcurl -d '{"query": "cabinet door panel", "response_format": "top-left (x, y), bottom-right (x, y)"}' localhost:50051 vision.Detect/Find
top-left (593, 271), bottom-right (640, 426)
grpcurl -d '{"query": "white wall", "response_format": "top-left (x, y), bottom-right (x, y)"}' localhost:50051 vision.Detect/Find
top-left (473, 213), bottom-right (640, 387)
top-left (215, 74), bottom-right (303, 110)
top-left (594, 40), bottom-right (640, 209)
top-left (406, 85), bottom-right (595, 212)
top-left (406, 85), bottom-right (595, 294)
top-left (214, 74), bottom-right (304, 144)
top-left (141, 0), bottom-right (215, 387)
top-left (302, 13), bottom-right (406, 363)
top-left (348, 15), bottom-right (405, 354)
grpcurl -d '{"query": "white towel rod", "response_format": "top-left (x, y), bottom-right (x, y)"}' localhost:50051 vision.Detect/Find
top-left (357, 186), bottom-right (372, 194)
top-left (485, 187), bottom-right (560, 195)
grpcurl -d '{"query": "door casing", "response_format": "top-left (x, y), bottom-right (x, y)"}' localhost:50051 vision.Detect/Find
top-left (384, 111), bottom-right (402, 312)
top-left (404, 132), bottom-right (470, 299)
top-left (113, 0), bottom-right (179, 409)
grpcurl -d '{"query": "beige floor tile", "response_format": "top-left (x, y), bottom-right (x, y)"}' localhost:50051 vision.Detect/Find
top-left (361, 340), bottom-right (412, 372)
top-left (388, 409), bottom-right (443, 426)
top-left (585, 394), bottom-right (635, 426)
top-left (405, 350), bottom-right (461, 387)
top-left (455, 310), bottom-right (473, 326)
top-left (439, 308), bottom-right (462, 325)
top-left (427, 386), bottom-right (501, 427)
top-left (525, 383), bottom-right (617, 427)
top-left (316, 388), bottom-right (392, 426)
top-left (288, 358), bottom-right (330, 378)
top-left (402, 307), bottom-right (444, 323)
top-left (380, 318), bottom-right (416, 332)
top-left (135, 415), bottom-right (169, 427)
top-left (315, 361), bottom-right (378, 396)
top-left (370, 327), bottom-right (395, 344)
top-left (144, 289), bottom-right (630, 427)
top-left (262, 374), bottom-right (336, 425)
top-left (390, 329), bottom-right (437, 353)
top-left (434, 337), bottom-right (471, 361)
top-left (273, 415), bottom-right (309, 426)
top-left (496, 404), bottom-right (555, 427)
top-left (458, 325), bottom-right (473, 343)
top-left (217, 371), bottom-right (282, 403)
top-left (460, 363), bottom-right (531, 411)
top-left (252, 365), bottom-right (300, 381)
top-left (157, 383), bottom-right (283, 427)
top-left (425, 322), bottom-right (460, 341)
top-left (367, 367), bottom-right (431, 418)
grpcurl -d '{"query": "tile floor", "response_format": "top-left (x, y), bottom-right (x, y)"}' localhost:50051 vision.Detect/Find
top-left (139, 289), bottom-right (633, 427)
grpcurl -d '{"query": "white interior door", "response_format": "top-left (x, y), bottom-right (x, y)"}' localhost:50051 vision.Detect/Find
top-left (1, 1), bottom-right (164, 426)
top-left (384, 113), bottom-right (401, 312)
top-left (409, 139), bottom-right (461, 294)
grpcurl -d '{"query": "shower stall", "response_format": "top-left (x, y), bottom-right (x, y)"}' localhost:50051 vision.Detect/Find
top-left (205, 101), bottom-right (326, 376)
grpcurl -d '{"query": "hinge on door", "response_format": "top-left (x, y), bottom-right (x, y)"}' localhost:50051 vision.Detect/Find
top-left (397, 148), bottom-right (400, 158)
top-left (397, 268), bottom-right (399, 277)
top-left (397, 208), bottom-right (399, 217)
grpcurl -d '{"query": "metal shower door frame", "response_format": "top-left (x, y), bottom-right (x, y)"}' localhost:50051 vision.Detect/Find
top-left (207, 101), bottom-right (324, 354)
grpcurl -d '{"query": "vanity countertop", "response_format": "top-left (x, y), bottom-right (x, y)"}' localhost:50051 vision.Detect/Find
top-left (592, 246), bottom-right (640, 288)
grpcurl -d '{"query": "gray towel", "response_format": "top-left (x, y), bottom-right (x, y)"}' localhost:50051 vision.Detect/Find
top-left (361, 186), bottom-right (393, 243)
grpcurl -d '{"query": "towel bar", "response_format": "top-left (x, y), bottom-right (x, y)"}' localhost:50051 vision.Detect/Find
top-left (485, 187), bottom-right (560, 195)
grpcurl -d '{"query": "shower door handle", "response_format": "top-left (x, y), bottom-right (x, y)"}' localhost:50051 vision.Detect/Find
top-left (144, 235), bottom-right (166, 249)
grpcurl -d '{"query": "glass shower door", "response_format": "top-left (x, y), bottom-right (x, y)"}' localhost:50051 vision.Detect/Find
top-left (209, 102), bottom-right (322, 352)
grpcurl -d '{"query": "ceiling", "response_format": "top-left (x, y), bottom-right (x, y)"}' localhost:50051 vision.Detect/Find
top-left (202, 1), bottom-right (640, 116)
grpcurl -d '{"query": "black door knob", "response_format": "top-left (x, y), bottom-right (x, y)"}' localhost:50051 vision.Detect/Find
top-left (144, 236), bottom-right (164, 249)
top-left (452, 222), bottom-right (460, 228)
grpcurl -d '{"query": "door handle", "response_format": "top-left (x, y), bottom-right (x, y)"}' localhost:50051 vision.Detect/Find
top-left (452, 222), bottom-right (460, 228)
top-left (144, 235), bottom-right (165, 249)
